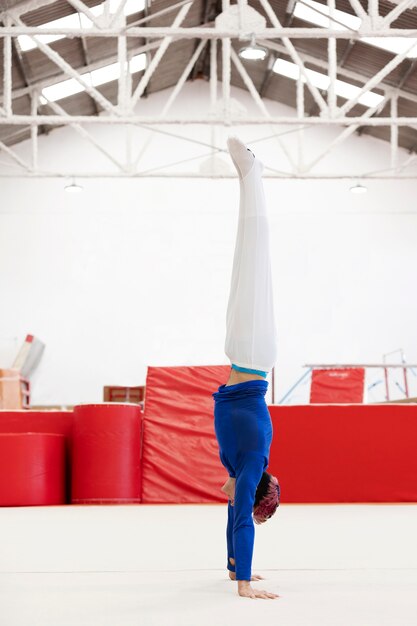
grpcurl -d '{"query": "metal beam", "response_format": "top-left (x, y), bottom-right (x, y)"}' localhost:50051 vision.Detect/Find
top-left (1, 115), bottom-right (417, 126)
top-left (1, 26), bottom-right (417, 38)
top-left (0, 39), bottom-right (162, 105)
top-left (0, 171), bottom-right (416, 179)
top-left (382, 0), bottom-right (417, 28)
top-left (11, 15), bottom-right (119, 116)
top-left (130, 1), bottom-right (193, 108)
top-left (259, 39), bottom-right (417, 106)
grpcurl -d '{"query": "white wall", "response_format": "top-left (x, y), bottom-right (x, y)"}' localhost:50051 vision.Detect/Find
top-left (1, 82), bottom-right (417, 405)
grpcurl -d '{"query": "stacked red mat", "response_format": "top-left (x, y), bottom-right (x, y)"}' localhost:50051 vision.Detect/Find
top-left (1, 365), bottom-right (417, 506)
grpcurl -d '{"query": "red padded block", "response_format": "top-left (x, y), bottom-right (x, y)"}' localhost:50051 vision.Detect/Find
top-left (268, 404), bottom-right (417, 503)
top-left (0, 410), bottom-right (73, 440)
top-left (310, 368), bottom-right (365, 403)
top-left (71, 403), bottom-right (142, 504)
top-left (0, 433), bottom-right (66, 506)
top-left (142, 365), bottom-right (230, 503)
top-left (0, 411), bottom-right (74, 503)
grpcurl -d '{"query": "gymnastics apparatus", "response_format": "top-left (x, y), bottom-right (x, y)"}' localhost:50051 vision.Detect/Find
top-left (213, 137), bottom-right (281, 600)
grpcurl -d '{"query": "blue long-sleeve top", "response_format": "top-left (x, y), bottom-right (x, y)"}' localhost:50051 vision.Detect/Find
top-left (213, 380), bottom-right (273, 581)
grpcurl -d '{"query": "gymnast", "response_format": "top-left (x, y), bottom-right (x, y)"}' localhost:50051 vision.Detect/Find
top-left (213, 137), bottom-right (280, 600)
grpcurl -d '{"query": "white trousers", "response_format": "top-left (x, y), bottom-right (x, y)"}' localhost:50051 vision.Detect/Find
top-left (224, 157), bottom-right (278, 373)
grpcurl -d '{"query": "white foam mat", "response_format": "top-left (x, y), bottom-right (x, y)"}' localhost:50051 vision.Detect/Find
top-left (1, 504), bottom-right (416, 625)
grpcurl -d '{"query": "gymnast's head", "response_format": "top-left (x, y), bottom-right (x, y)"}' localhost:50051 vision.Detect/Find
top-left (253, 472), bottom-right (280, 525)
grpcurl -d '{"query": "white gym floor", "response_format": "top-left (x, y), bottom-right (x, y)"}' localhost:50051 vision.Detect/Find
top-left (1, 503), bottom-right (417, 626)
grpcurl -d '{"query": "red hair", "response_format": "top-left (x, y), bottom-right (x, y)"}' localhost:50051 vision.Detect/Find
top-left (253, 474), bottom-right (280, 525)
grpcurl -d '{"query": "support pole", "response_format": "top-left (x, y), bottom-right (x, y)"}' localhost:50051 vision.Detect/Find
top-left (230, 47), bottom-right (297, 170)
top-left (31, 91), bottom-right (38, 171)
top-left (338, 41), bottom-right (417, 116)
top-left (327, 0), bottom-right (337, 117)
top-left (296, 76), bottom-right (305, 171)
top-left (66, 0), bottom-right (102, 28)
top-left (258, 0), bottom-right (328, 115)
top-left (130, 2), bottom-right (193, 109)
top-left (305, 96), bottom-right (389, 172)
top-left (43, 97), bottom-right (128, 172)
top-left (0, 140), bottom-right (31, 171)
top-left (11, 15), bottom-right (119, 116)
top-left (3, 15), bottom-right (12, 117)
top-left (117, 12), bottom-right (128, 113)
top-left (390, 94), bottom-right (398, 169)
top-left (222, 37), bottom-right (231, 121)
top-left (382, 0), bottom-right (417, 28)
top-left (348, 0), bottom-right (368, 20)
top-left (368, 0), bottom-right (379, 26)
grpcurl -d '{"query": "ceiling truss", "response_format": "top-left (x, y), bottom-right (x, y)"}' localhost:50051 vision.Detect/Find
top-left (0, 0), bottom-right (417, 179)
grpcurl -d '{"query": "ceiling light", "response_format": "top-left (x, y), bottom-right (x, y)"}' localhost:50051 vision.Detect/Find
top-left (239, 34), bottom-right (267, 61)
top-left (64, 178), bottom-right (83, 193)
top-left (349, 183), bottom-right (367, 194)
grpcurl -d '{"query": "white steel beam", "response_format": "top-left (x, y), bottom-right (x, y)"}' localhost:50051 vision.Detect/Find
top-left (0, 0), bottom-right (58, 20)
top-left (368, 0), bottom-right (379, 26)
top-left (65, 0), bottom-right (102, 29)
top-left (31, 90), bottom-right (38, 171)
top-left (1, 26), bottom-right (417, 38)
top-left (327, 0), bottom-right (337, 116)
top-left (382, 0), bottom-right (417, 27)
top-left (117, 13), bottom-right (128, 113)
top-left (11, 15), bottom-right (119, 116)
top-left (132, 39), bottom-right (207, 169)
top-left (230, 47), bottom-right (297, 171)
top-left (43, 96), bottom-right (128, 172)
top-left (0, 139), bottom-right (31, 171)
top-left (1, 115), bottom-right (416, 126)
top-left (0, 171), bottom-right (416, 179)
top-left (0, 39), bottom-right (162, 105)
top-left (259, 38), bottom-right (417, 107)
top-left (338, 39), bottom-right (417, 115)
top-left (210, 38), bottom-right (217, 110)
top-left (109, 0), bottom-right (129, 27)
top-left (3, 15), bottom-right (12, 117)
top-left (396, 152), bottom-right (417, 172)
top-left (348, 0), bottom-right (368, 20)
top-left (130, 2), bottom-right (193, 109)
top-left (296, 77), bottom-right (305, 171)
top-left (160, 39), bottom-right (206, 115)
top-left (305, 96), bottom-right (390, 172)
top-left (258, 0), bottom-right (328, 115)
top-left (391, 94), bottom-right (399, 168)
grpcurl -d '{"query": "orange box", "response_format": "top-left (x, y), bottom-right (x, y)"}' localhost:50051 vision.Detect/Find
top-left (0, 368), bottom-right (22, 410)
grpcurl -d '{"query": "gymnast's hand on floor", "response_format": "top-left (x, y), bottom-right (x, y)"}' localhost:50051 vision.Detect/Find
top-left (237, 581), bottom-right (279, 600)
top-left (221, 477), bottom-right (236, 505)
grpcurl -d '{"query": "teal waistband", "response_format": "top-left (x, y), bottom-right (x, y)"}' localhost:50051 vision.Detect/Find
top-left (231, 363), bottom-right (268, 378)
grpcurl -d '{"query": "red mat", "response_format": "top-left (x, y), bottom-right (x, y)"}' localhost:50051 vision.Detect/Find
top-left (268, 404), bottom-right (417, 503)
top-left (142, 365), bottom-right (230, 503)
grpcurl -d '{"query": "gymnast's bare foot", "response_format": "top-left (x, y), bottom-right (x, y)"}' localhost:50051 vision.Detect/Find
top-left (229, 571), bottom-right (264, 582)
top-left (227, 136), bottom-right (255, 179)
top-left (238, 580), bottom-right (279, 599)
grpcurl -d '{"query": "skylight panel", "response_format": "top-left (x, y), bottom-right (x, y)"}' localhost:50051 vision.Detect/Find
top-left (41, 53), bottom-right (147, 102)
top-left (18, 13), bottom-right (79, 51)
top-left (294, 0), bottom-right (417, 59)
top-left (273, 58), bottom-right (384, 108)
top-left (18, 1), bottom-right (145, 52)
top-left (294, 0), bottom-right (360, 30)
top-left (42, 75), bottom-right (89, 102)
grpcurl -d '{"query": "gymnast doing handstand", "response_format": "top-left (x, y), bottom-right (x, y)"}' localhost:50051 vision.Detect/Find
top-left (213, 136), bottom-right (280, 600)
